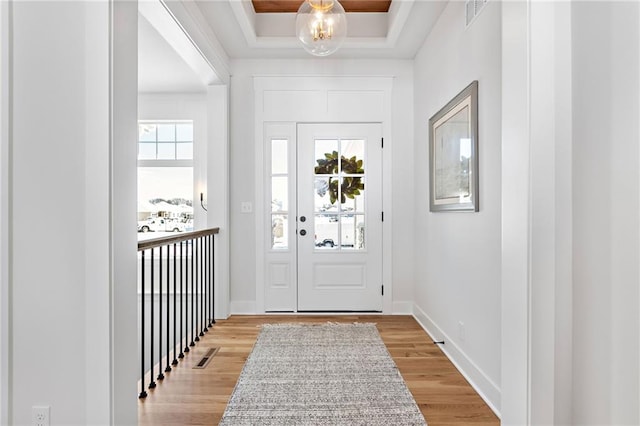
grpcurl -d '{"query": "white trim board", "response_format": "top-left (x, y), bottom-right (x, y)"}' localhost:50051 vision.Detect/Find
top-left (412, 303), bottom-right (501, 418)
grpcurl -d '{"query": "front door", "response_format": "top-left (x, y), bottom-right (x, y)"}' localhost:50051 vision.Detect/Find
top-left (296, 123), bottom-right (383, 311)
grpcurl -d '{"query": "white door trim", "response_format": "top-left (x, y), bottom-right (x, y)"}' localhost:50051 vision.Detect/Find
top-left (254, 75), bottom-right (393, 314)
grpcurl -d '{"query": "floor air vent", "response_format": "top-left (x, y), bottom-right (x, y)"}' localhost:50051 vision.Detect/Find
top-left (192, 347), bottom-right (219, 369)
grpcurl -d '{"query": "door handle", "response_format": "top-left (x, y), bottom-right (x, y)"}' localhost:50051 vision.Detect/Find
top-left (299, 229), bottom-right (307, 236)
top-left (300, 216), bottom-right (306, 222)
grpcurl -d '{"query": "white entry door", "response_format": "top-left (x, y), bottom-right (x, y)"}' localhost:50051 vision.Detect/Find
top-left (296, 123), bottom-right (383, 311)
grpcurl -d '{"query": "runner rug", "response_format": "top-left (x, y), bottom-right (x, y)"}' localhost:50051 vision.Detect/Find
top-left (219, 323), bottom-right (427, 425)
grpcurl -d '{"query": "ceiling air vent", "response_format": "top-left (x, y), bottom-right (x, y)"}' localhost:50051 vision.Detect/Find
top-left (466, 0), bottom-right (489, 27)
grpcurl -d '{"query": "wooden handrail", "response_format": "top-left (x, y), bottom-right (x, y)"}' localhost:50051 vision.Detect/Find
top-left (137, 227), bottom-right (219, 251)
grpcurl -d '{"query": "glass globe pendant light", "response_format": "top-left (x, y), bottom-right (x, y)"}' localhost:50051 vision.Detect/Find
top-left (295, 0), bottom-right (347, 57)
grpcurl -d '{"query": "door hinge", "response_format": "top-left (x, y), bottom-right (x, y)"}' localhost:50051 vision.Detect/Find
top-left (381, 137), bottom-right (384, 148)
top-left (381, 285), bottom-right (384, 296)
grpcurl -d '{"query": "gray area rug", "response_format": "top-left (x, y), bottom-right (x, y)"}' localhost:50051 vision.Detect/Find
top-left (219, 323), bottom-right (427, 425)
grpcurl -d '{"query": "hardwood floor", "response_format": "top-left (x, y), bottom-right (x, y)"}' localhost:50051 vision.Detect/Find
top-left (138, 315), bottom-right (499, 426)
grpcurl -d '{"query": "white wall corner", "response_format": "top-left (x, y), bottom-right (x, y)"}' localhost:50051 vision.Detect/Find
top-left (164, 0), bottom-right (231, 84)
top-left (0, 1), bottom-right (10, 423)
top-left (84, 1), bottom-right (112, 424)
top-left (412, 303), bottom-right (501, 417)
top-left (207, 84), bottom-right (231, 319)
top-left (230, 300), bottom-right (258, 315)
top-left (391, 301), bottom-right (413, 315)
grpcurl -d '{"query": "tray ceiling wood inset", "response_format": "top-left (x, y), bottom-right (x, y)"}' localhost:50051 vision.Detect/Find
top-left (252, 0), bottom-right (392, 13)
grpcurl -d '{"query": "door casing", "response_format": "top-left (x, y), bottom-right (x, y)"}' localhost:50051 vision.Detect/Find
top-left (253, 76), bottom-right (394, 314)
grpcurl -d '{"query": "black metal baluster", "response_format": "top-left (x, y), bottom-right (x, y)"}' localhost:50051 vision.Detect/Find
top-left (195, 238), bottom-right (201, 342)
top-left (204, 235), bottom-right (209, 331)
top-left (172, 243), bottom-right (178, 366)
top-left (139, 250), bottom-right (148, 398)
top-left (211, 234), bottom-right (216, 326)
top-left (180, 241), bottom-right (186, 358)
top-left (200, 237), bottom-right (205, 336)
top-left (190, 238), bottom-right (196, 347)
top-left (157, 248), bottom-right (164, 381)
top-left (185, 239), bottom-right (192, 352)
top-left (149, 248), bottom-right (156, 390)
top-left (165, 244), bottom-right (171, 374)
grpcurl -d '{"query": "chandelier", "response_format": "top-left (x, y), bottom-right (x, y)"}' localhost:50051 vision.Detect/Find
top-left (295, 0), bottom-right (347, 57)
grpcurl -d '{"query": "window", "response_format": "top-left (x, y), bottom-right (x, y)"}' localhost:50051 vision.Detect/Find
top-left (137, 121), bottom-right (194, 239)
top-left (270, 138), bottom-right (289, 249)
top-left (138, 122), bottom-right (193, 160)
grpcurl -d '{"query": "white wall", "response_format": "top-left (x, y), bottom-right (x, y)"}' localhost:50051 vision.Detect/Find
top-left (11, 2), bottom-right (89, 424)
top-left (228, 59), bottom-right (414, 313)
top-left (412, 0), bottom-right (502, 412)
top-left (7, 2), bottom-right (138, 425)
top-left (572, 2), bottom-right (639, 424)
top-left (0, 1), bottom-right (9, 423)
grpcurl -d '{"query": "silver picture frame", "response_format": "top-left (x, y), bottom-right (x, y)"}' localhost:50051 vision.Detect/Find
top-left (429, 80), bottom-right (479, 212)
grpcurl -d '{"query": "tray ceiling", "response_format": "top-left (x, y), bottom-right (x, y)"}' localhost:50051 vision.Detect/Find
top-left (251, 0), bottom-right (392, 13)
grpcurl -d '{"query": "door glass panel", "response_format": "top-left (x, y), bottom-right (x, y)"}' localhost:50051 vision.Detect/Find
top-left (271, 176), bottom-right (288, 212)
top-left (271, 139), bottom-right (288, 174)
top-left (270, 138), bottom-right (290, 250)
top-left (340, 176), bottom-right (365, 213)
top-left (314, 140), bottom-right (339, 175)
top-left (314, 214), bottom-right (339, 249)
top-left (271, 214), bottom-right (288, 250)
top-left (313, 137), bottom-right (367, 251)
top-left (341, 214), bottom-right (365, 250)
top-left (341, 139), bottom-right (365, 174)
top-left (314, 177), bottom-right (338, 212)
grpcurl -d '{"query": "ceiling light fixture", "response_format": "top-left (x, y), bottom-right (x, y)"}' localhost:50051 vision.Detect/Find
top-left (296, 0), bottom-right (347, 57)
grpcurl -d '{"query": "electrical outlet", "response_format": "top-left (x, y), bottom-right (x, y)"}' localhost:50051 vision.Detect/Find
top-left (458, 321), bottom-right (465, 342)
top-left (240, 202), bottom-right (253, 213)
top-left (32, 406), bottom-right (50, 426)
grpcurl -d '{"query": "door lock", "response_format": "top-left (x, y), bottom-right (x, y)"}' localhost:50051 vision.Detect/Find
top-left (300, 216), bottom-right (306, 222)
top-left (299, 229), bottom-right (307, 236)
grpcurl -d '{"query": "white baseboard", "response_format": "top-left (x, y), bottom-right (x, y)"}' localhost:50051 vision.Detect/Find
top-left (392, 301), bottom-right (413, 314)
top-left (412, 303), bottom-right (501, 418)
top-left (229, 300), bottom-right (257, 315)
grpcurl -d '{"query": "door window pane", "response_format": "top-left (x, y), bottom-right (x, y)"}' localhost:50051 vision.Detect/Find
top-left (340, 176), bottom-right (365, 213)
top-left (270, 138), bottom-right (290, 250)
top-left (341, 139), bottom-right (365, 174)
top-left (271, 177), bottom-right (288, 212)
top-left (314, 215), bottom-right (339, 249)
top-left (313, 137), bottom-right (367, 251)
top-left (341, 214), bottom-right (365, 250)
top-left (271, 214), bottom-right (288, 249)
top-left (271, 139), bottom-right (288, 174)
top-left (314, 140), bottom-right (339, 175)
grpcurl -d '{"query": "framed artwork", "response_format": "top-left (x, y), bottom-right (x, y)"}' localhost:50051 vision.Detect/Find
top-left (429, 80), bottom-right (479, 212)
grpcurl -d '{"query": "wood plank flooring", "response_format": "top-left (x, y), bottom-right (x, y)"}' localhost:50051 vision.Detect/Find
top-left (138, 315), bottom-right (499, 426)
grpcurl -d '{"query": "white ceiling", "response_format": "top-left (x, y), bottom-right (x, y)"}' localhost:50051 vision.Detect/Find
top-left (138, 0), bottom-right (448, 92)
top-left (195, 0), bottom-right (447, 59)
top-left (138, 13), bottom-right (206, 93)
